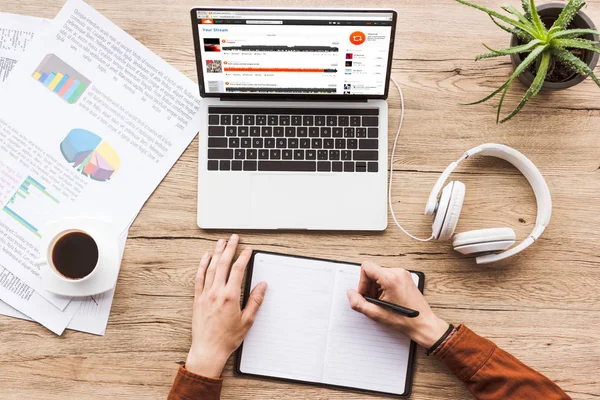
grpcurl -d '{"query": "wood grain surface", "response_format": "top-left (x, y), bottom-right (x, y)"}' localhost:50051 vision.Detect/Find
top-left (1, 0), bottom-right (599, 399)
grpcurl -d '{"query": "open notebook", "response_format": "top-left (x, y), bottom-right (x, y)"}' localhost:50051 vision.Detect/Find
top-left (236, 252), bottom-right (424, 397)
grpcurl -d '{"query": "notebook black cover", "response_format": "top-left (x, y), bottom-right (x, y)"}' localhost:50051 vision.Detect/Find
top-left (234, 250), bottom-right (425, 398)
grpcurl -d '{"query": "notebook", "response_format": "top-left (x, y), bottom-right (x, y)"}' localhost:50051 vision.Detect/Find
top-left (236, 251), bottom-right (424, 397)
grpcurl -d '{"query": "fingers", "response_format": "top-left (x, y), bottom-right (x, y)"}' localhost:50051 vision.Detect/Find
top-left (242, 282), bottom-right (268, 326)
top-left (213, 234), bottom-right (240, 285)
top-left (357, 264), bottom-right (373, 295)
top-left (358, 261), bottom-right (385, 295)
top-left (347, 289), bottom-right (386, 322)
top-left (362, 261), bottom-right (387, 283)
top-left (203, 239), bottom-right (226, 291)
top-left (227, 247), bottom-right (253, 292)
top-left (195, 252), bottom-right (211, 296)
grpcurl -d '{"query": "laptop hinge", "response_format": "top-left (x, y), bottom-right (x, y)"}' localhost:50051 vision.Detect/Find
top-left (218, 96), bottom-right (369, 103)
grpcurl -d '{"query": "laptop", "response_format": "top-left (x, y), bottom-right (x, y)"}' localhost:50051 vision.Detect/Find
top-left (191, 8), bottom-right (397, 230)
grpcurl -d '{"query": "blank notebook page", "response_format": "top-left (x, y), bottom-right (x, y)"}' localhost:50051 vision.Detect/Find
top-left (239, 252), bottom-right (420, 396)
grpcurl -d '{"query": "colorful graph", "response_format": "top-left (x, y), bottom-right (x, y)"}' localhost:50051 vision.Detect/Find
top-left (60, 129), bottom-right (120, 181)
top-left (2, 176), bottom-right (60, 238)
top-left (32, 54), bottom-right (90, 104)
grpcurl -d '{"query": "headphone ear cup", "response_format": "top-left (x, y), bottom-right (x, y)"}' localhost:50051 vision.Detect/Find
top-left (453, 228), bottom-right (516, 255)
top-left (431, 181), bottom-right (465, 240)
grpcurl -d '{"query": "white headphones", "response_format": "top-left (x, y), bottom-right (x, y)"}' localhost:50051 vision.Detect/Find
top-left (389, 79), bottom-right (552, 264)
top-left (423, 143), bottom-right (552, 264)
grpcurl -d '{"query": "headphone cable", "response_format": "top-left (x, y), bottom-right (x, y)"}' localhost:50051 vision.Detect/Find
top-left (388, 76), bottom-right (433, 242)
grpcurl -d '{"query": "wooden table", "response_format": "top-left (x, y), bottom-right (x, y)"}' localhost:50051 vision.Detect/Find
top-left (1, 0), bottom-right (599, 399)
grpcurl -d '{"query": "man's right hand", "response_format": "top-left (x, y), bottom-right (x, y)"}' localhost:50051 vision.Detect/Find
top-left (347, 262), bottom-right (449, 349)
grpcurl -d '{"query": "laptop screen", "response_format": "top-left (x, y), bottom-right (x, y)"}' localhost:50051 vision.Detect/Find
top-left (191, 9), bottom-right (396, 99)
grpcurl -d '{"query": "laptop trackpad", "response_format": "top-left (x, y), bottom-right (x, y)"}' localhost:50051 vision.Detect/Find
top-left (251, 174), bottom-right (331, 228)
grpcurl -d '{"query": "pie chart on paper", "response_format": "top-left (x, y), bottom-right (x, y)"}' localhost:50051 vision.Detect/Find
top-left (60, 129), bottom-right (121, 181)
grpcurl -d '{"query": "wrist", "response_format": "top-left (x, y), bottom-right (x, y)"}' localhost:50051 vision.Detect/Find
top-left (185, 348), bottom-right (229, 379)
top-left (409, 315), bottom-right (450, 349)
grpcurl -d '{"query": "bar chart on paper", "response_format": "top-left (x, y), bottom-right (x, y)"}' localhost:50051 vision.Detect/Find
top-left (32, 54), bottom-right (91, 104)
top-left (2, 176), bottom-right (60, 238)
top-left (60, 129), bottom-right (121, 181)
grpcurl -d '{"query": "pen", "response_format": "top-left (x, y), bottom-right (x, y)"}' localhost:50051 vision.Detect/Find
top-left (363, 296), bottom-right (420, 318)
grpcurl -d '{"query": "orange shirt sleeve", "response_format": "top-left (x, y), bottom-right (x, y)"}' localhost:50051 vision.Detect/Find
top-left (167, 365), bottom-right (222, 400)
top-left (435, 324), bottom-right (571, 400)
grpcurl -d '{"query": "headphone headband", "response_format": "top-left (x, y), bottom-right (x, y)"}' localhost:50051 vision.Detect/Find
top-left (425, 143), bottom-right (552, 264)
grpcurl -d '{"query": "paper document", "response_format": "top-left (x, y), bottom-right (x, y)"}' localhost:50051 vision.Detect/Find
top-left (0, 0), bottom-right (201, 318)
top-left (0, 14), bottom-right (68, 310)
top-left (0, 159), bottom-right (71, 309)
top-left (0, 230), bottom-right (128, 335)
top-left (0, 296), bottom-right (29, 319)
top-left (0, 12), bottom-right (48, 82)
top-left (0, 271), bottom-right (81, 335)
top-left (240, 253), bottom-right (419, 396)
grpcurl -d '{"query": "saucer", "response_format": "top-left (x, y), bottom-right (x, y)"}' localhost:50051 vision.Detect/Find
top-left (40, 218), bottom-right (121, 297)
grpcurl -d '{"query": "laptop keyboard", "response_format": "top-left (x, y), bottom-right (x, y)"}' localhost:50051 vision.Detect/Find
top-left (206, 107), bottom-right (380, 173)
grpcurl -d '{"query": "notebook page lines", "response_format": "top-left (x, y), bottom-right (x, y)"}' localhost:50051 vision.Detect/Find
top-left (239, 253), bottom-right (337, 383)
top-left (321, 266), bottom-right (417, 395)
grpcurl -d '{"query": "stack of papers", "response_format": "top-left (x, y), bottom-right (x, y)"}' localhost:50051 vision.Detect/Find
top-left (0, 0), bottom-right (202, 335)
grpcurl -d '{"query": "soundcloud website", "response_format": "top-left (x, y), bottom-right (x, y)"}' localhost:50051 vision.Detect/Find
top-left (196, 10), bottom-right (394, 95)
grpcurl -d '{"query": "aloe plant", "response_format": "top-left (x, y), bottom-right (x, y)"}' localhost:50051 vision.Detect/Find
top-left (457, 0), bottom-right (600, 123)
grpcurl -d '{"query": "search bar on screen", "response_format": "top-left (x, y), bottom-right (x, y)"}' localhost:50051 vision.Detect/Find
top-left (246, 20), bottom-right (284, 24)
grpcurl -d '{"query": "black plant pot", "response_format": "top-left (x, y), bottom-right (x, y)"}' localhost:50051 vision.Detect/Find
top-left (510, 2), bottom-right (600, 89)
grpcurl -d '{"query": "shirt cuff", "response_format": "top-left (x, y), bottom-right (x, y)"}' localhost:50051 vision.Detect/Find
top-left (168, 365), bottom-right (223, 400)
top-left (434, 324), bottom-right (497, 382)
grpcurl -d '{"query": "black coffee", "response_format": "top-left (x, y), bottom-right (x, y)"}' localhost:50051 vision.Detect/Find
top-left (51, 231), bottom-right (99, 279)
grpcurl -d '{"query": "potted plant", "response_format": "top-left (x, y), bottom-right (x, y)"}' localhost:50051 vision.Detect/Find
top-left (457, 0), bottom-right (600, 123)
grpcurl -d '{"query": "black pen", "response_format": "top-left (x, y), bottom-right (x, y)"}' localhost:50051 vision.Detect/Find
top-left (363, 296), bottom-right (420, 318)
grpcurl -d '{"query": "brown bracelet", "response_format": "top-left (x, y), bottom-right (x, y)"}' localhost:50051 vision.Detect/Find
top-left (432, 325), bottom-right (458, 356)
top-left (426, 323), bottom-right (455, 356)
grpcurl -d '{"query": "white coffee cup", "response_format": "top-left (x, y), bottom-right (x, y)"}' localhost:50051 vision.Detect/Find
top-left (38, 218), bottom-right (121, 297)
top-left (36, 229), bottom-right (100, 282)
